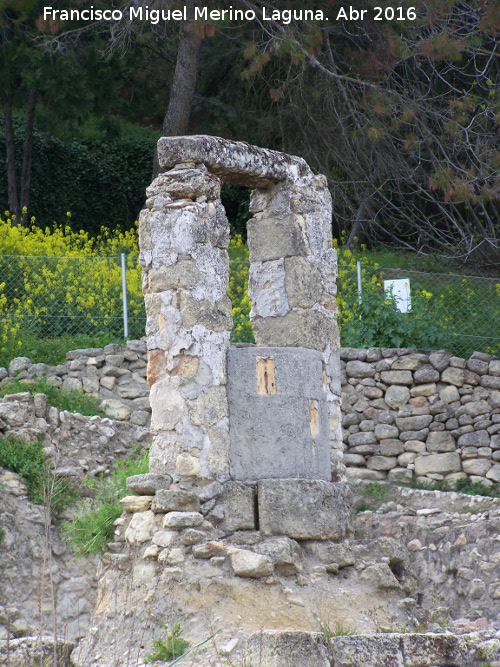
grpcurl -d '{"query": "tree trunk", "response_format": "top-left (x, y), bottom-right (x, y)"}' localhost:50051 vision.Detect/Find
top-left (4, 91), bottom-right (20, 222)
top-left (345, 191), bottom-right (372, 249)
top-left (152, 0), bottom-right (203, 177)
top-left (20, 88), bottom-right (37, 226)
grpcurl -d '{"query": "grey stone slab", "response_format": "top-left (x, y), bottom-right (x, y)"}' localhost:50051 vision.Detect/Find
top-left (258, 479), bottom-right (352, 540)
top-left (328, 632), bottom-right (467, 667)
top-left (227, 347), bottom-right (331, 481)
top-left (152, 489), bottom-right (200, 513)
top-left (157, 135), bottom-right (312, 188)
top-left (218, 481), bottom-right (256, 531)
top-left (247, 631), bottom-right (329, 667)
top-left (248, 215), bottom-right (309, 262)
top-left (252, 309), bottom-right (336, 351)
top-left (414, 452), bottom-right (461, 476)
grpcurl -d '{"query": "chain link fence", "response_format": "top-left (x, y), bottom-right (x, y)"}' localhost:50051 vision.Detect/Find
top-left (0, 254), bottom-right (146, 342)
top-left (1, 254), bottom-right (498, 359)
top-left (338, 263), bottom-right (500, 358)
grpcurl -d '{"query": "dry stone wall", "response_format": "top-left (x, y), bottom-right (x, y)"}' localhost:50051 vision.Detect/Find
top-left (3, 342), bottom-right (500, 487)
top-left (354, 485), bottom-right (500, 626)
top-left (341, 347), bottom-right (500, 486)
top-left (0, 339), bottom-right (151, 426)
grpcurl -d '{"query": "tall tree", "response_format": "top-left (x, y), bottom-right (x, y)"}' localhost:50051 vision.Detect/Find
top-left (239, 0), bottom-right (500, 268)
top-left (0, 0), bottom-right (41, 223)
top-left (151, 0), bottom-right (202, 176)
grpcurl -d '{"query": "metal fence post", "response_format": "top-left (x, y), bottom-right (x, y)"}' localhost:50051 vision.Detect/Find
top-left (357, 260), bottom-right (362, 305)
top-left (121, 253), bottom-right (129, 339)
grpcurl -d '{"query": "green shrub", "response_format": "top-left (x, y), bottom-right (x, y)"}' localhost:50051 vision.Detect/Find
top-left (336, 241), bottom-right (500, 357)
top-left (63, 448), bottom-right (149, 556)
top-left (455, 477), bottom-right (500, 498)
top-left (0, 435), bottom-right (46, 501)
top-left (0, 376), bottom-right (104, 417)
top-left (337, 269), bottom-right (448, 350)
top-left (145, 624), bottom-right (189, 663)
top-left (0, 435), bottom-right (77, 513)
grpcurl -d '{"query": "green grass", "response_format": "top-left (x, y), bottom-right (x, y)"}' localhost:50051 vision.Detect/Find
top-left (354, 482), bottom-right (390, 513)
top-left (398, 476), bottom-right (500, 498)
top-left (321, 622), bottom-right (355, 639)
top-left (0, 376), bottom-right (105, 417)
top-left (0, 435), bottom-right (78, 514)
top-left (62, 447), bottom-right (149, 556)
top-left (0, 332), bottom-right (123, 368)
top-left (359, 246), bottom-right (494, 277)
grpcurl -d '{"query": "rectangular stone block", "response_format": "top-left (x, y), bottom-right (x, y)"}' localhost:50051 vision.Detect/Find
top-left (218, 481), bottom-right (256, 531)
top-left (258, 479), bottom-right (351, 540)
top-left (247, 215), bottom-right (310, 262)
top-left (248, 631), bottom-right (329, 667)
top-left (328, 633), bottom-right (467, 667)
top-left (414, 452), bottom-right (461, 476)
top-left (227, 347), bottom-right (331, 481)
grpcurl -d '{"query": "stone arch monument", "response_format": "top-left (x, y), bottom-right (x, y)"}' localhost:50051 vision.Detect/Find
top-left (140, 135), bottom-right (344, 500)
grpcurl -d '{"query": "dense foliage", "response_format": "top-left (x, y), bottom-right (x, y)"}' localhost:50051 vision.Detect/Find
top-left (0, 115), bottom-right (158, 234)
top-left (1, 215), bottom-right (499, 362)
top-left (0, 213), bottom-right (144, 364)
top-left (336, 239), bottom-right (500, 356)
top-left (2, 1), bottom-right (499, 270)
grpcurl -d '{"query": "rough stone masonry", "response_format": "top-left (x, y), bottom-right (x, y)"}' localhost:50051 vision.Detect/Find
top-left (140, 135), bottom-right (344, 489)
top-left (68, 135), bottom-right (356, 667)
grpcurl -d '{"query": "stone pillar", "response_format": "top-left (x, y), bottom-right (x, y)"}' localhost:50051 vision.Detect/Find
top-left (141, 135), bottom-right (345, 486)
top-left (247, 176), bottom-right (344, 480)
top-left (139, 163), bottom-right (232, 484)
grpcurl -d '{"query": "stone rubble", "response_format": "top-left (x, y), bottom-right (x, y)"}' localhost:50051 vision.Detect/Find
top-left (0, 468), bottom-right (98, 645)
top-left (68, 479), bottom-right (500, 666)
top-left (354, 485), bottom-right (500, 626)
top-left (0, 390), bottom-right (150, 485)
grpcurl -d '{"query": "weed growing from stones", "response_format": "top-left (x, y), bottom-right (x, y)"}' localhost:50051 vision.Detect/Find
top-left (0, 376), bottom-right (105, 417)
top-left (145, 623), bottom-right (189, 662)
top-left (365, 604), bottom-right (403, 634)
top-left (321, 621), bottom-right (355, 639)
top-left (62, 447), bottom-right (149, 556)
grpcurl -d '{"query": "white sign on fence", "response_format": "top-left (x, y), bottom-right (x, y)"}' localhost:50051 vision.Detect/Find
top-left (384, 278), bottom-right (411, 313)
